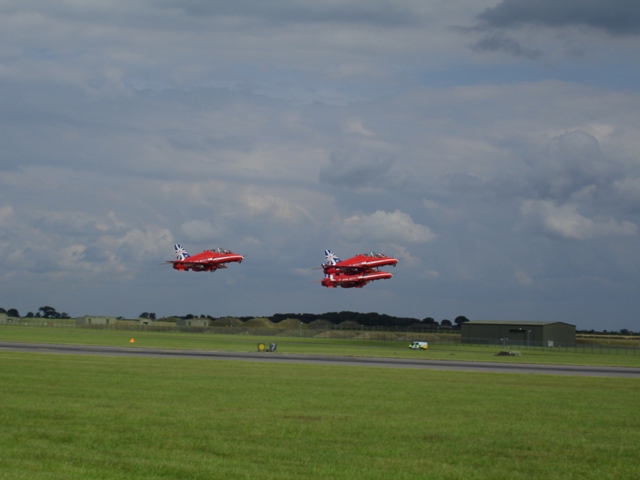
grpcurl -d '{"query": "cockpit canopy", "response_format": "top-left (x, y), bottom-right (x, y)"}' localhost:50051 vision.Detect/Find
top-left (208, 248), bottom-right (231, 254)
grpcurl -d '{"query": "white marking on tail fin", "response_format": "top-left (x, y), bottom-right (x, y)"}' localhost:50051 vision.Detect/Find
top-left (324, 249), bottom-right (340, 265)
top-left (175, 244), bottom-right (190, 260)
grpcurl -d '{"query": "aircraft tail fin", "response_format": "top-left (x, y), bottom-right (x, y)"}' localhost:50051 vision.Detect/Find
top-left (175, 244), bottom-right (190, 260)
top-left (324, 249), bottom-right (340, 265)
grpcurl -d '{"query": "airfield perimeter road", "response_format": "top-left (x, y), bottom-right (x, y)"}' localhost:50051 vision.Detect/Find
top-left (1, 341), bottom-right (640, 378)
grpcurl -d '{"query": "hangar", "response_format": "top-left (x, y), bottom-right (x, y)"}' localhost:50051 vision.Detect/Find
top-left (461, 321), bottom-right (576, 347)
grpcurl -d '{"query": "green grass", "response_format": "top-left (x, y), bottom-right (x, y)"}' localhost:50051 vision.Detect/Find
top-left (0, 351), bottom-right (638, 479)
top-left (2, 326), bottom-right (640, 367)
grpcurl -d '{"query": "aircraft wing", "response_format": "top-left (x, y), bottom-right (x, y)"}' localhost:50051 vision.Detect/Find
top-left (166, 260), bottom-right (221, 272)
top-left (323, 265), bottom-right (373, 274)
top-left (182, 261), bottom-right (226, 268)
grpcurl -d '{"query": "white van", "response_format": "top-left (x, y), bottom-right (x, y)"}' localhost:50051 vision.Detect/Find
top-left (409, 341), bottom-right (428, 350)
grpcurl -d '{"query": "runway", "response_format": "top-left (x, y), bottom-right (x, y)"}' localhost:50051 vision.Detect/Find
top-left (1, 341), bottom-right (639, 378)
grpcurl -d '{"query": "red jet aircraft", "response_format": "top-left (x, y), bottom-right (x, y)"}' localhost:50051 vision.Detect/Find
top-left (320, 250), bottom-right (397, 288)
top-left (166, 244), bottom-right (243, 272)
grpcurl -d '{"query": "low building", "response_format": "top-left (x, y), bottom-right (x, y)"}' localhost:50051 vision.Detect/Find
top-left (176, 318), bottom-right (210, 328)
top-left (461, 320), bottom-right (576, 347)
top-left (0, 312), bottom-right (15, 324)
top-left (76, 315), bottom-right (117, 326)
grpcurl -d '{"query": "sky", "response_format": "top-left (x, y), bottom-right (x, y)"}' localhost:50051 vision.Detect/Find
top-left (1, 0), bottom-right (639, 331)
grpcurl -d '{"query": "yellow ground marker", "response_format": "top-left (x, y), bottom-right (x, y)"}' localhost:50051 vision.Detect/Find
top-left (130, 338), bottom-right (135, 343)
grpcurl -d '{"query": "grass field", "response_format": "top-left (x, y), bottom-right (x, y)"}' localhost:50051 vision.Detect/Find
top-left (0, 349), bottom-right (639, 480)
top-left (2, 326), bottom-right (640, 367)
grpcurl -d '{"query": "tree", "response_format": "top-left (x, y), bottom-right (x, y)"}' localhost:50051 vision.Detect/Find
top-left (140, 312), bottom-right (150, 319)
top-left (441, 319), bottom-right (452, 327)
top-left (454, 316), bottom-right (470, 329)
top-left (422, 317), bottom-right (437, 324)
top-left (39, 306), bottom-right (60, 319)
top-left (7, 308), bottom-right (20, 317)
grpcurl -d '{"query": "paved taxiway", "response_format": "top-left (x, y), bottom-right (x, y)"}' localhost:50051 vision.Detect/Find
top-left (1, 342), bottom-right (639, 378)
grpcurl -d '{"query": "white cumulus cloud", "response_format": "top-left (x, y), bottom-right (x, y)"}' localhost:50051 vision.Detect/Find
top-left (340, 210), bottom-right (435, 243)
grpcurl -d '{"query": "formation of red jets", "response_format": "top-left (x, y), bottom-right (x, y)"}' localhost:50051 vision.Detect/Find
top-left (320, 250), bottom-right (397, 288)
top-left (166, 245), bottom-right (398, 289)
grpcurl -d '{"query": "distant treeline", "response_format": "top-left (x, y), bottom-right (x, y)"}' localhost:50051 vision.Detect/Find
top-left (244, 312), bottom-right (465, 328)
top-left (1, 306), bottom-right (466, 328)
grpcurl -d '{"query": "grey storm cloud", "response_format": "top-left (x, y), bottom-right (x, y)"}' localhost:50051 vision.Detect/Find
top-left (319, 150), bottom-right (395, 188)
top-left (442, 129), bottom-right (640, 246)
top-left (470, 0), bottom-right (640, 58)
top-left (179, 220), bottom-right (220, 242)
top-left (157, 0), bottom-right (422, 27)
top-left (520, 200), bottom-right (637, 240)
top-left (448, 131), bottom-right (623, 205)
top-left (476, 0), bottom-right (640, 36)
top-left (472, 34), bottom-right (542, 59)
top-left (528, 130), bottom-right (618, 201)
